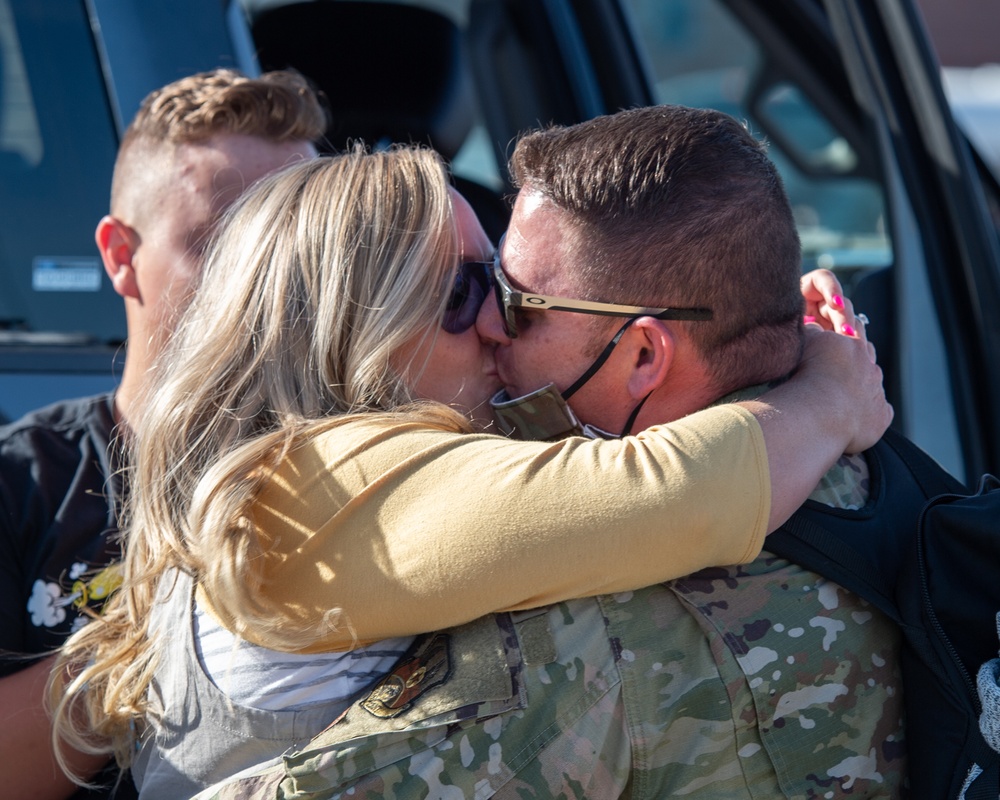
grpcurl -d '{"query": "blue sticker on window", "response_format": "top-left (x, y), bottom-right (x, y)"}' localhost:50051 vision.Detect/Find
top-left (32, 257), bottom-right (102, 292)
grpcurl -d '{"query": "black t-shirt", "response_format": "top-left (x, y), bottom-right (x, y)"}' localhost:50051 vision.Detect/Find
top-left (0, 394), bottom-right (123, 673)
top-left (0, 394), bottom-right (136, 798)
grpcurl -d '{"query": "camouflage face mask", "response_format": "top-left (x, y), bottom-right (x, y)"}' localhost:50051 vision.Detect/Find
top-left (490, 385), bottom-right (583, 442)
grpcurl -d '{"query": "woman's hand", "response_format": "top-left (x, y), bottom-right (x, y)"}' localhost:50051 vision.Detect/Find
top-left (800, 269), bottom-right (869, 338)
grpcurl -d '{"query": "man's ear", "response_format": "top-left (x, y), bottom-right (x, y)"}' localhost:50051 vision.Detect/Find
top-left (95, 215), bottom-right (141, 300)
top-left (624, 316), bottom-right (675, 401)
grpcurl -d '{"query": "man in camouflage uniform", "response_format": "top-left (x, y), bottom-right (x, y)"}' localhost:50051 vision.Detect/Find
top-left (196, 105), bottom-right (904, 799)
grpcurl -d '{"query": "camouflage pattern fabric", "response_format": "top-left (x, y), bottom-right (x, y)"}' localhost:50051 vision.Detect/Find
top-left (490, 385), bottom-right (584, 442)
top-left (196, 453), bottom-right (905, 799)
top-left (195, 602), bottom-right (630, 799)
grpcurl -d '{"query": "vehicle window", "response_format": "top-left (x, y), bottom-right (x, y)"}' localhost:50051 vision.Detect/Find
top-left (239, 0), bottom-right (507, 240)
top-left (0, 3), bottom-right (41, 166)
top-left (621, 0), bottom-right (891, 279)
top-left (0, 0), bottom-right (123, 345)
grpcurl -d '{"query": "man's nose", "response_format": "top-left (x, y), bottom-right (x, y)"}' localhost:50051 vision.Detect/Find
top-left (475, 284), bottom-right (512, 345)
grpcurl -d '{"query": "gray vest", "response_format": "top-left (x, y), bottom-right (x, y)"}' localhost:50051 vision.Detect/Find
top-left (133, 570), bottom-right (349, 799)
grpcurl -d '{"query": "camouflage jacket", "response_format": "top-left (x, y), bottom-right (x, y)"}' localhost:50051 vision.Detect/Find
top-left (195, 454), bottom-right (906, 800)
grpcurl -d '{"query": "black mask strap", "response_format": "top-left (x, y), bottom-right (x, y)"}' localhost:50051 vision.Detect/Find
top-left (619, 391), bottom-right (654, 437)
top-left (561, 317), bottom-right (637, 401)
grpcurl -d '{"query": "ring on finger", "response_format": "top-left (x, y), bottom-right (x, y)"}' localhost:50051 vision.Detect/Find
top-left (856, 312), bottom-right (870, 326)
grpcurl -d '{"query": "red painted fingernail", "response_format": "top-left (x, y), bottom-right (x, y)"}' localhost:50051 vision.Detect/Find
top-left (803, 315), bottom-right (816, 325)
top-left (842, 324), bottom-right (856, 336)
top-left (832, 295), bottom-right (845, 308)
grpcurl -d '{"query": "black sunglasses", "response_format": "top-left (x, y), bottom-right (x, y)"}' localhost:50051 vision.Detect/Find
top-left (441, 242), bottom-right (714, 337)
top-left (441, 260), bottom-right (494, 334)
top-left (489, 234), bottom-right (712, 338)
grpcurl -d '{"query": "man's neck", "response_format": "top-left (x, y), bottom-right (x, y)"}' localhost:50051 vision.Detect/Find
top-left (630, 381), bottom-right (724, 430)
top-left (633, 379), bottom-right (783, 432)
top-left (111, 352), bottom-right (147, 428)
top-left (709, 381), bottom-right (783, 409)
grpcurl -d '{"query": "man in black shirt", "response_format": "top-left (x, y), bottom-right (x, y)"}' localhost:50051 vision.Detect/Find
top-left (0, 68), bottom-right (323, 799)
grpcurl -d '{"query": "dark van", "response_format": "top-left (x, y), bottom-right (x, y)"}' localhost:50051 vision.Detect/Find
top-left (2, 0), bottom-right (999, 483)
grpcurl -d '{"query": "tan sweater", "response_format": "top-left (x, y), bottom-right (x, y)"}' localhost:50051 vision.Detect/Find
top-left (200, 404), bottom-right (769, 652)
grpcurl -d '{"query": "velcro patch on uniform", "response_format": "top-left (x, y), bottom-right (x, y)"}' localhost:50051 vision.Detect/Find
top-left (513, 611), bottom-right (557, 665)
top-left (360, 632), bottom-right (451, 718)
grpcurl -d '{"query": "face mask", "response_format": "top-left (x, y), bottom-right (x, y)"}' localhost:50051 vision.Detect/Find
top-left (490, 386), bottom-right (583, 441)
top-left (491, 385), bottom-right (646, 441)
top-left (489, 318), bottom-right (647, 442)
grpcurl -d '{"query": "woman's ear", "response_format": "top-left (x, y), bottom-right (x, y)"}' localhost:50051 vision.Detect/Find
top-left (624, 316), bottom-right (675, 401)
top-left (95, 215), bottom-right (141, 300)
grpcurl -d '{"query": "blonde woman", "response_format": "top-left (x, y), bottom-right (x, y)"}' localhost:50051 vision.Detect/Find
top-left (52, 146), bottom-right (888, 797)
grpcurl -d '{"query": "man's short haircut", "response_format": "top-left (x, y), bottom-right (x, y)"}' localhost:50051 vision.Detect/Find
top-left (111, 69), bottom-right (326, 216)
top-left (121, 68), bottom-right (326, 147)
top-left (509, 105), bottom-right (804, 395)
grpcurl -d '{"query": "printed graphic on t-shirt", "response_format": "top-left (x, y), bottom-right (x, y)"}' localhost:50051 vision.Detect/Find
top-left (26, 561), bottom-right (122, 632)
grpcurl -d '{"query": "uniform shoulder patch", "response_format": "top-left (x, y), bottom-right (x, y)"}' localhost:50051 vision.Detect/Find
top-left (360, 632), bottom-right (451, 718)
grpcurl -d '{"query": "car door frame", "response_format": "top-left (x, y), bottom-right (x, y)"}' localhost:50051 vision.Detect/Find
top-left (500, 0), bottom-right (1000, 479)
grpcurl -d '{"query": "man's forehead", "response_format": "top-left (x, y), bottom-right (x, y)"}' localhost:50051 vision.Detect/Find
top-left (506, 190), bottom-right (580, 294)
top-left (515, 187), bottom-right (549, 216)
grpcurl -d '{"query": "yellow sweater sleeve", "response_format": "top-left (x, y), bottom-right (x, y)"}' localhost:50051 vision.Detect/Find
top-left (206, 403), bottom-right (769, 652)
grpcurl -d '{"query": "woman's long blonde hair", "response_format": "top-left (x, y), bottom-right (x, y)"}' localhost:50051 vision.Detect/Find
top-left (52, 145), bottom-right (473, 773)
